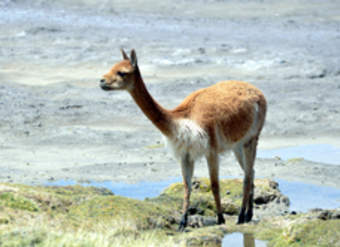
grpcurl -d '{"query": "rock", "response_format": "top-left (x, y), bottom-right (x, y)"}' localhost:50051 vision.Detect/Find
top-left (253, 180), bottom-right (290, 218)
top-left (221, 198), bottom-right (239, 215)
top-left (269, 181), bottom-right (279, 189)
top-left (310, 208), bottom-right (340, 220)
top-left (192, 180), bottom-right (201, 190)
top-left (188, 215), bottom-right (217, 228)
top-left (158, 178), bottom-right (291, 222)
top-left (59, 105), bottom-right (83, 110)
top-left (308, 68), bottom-right (327, 79)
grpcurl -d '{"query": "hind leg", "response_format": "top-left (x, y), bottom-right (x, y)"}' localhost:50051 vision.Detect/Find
top-left (178, 153), bottom-right (194, 231)
top-left (234, 137), bottom-right (258, 224)
top-left (206, 151), bottom-right (225, 225)
top-left (233, 144), bottom-right (245, 171)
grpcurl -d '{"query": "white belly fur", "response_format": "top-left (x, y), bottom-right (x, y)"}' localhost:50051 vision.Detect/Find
top-left (163, 103), bottom-right (261, 161)
top-left (164, 119), bottom-right (210, 161)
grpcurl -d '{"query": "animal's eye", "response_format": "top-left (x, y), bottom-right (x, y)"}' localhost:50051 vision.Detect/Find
top-left (117, 71), bottom-right (127, 77)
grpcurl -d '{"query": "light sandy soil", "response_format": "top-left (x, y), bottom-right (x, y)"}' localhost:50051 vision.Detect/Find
top-left (0, 0), bottom-right (340, 189)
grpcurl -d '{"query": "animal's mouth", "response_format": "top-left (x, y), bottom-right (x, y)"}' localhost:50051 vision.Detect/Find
top-left (100, 80), bottom-right (112, 91)
top-left (100, 83), bottom-right (112, 91)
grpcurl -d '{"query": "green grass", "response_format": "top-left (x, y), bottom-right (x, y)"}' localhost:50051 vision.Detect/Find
top-left (0, 227), bottom-right (179, 247)
top-left (0, 180), bottom-right (338, 246)
top-left (273, 219), bottom-right (340, 247)
top-left (0, 192), bottom-right (39, 212)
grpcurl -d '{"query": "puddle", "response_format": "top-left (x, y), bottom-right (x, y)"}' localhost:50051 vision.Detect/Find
top-left (48, 178), bottom-right (180, 200)
top-left (47, 178), bottom-right (340, 212)
top-left (277, 179), bottom-right (340, 212)
top-left (222, 232), bottom-right (267, 247)
top-left (258, 144), bottom-right (340, 165)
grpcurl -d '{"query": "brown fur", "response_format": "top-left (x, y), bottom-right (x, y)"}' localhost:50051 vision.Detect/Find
top-left (172, 81), bottom-right (266, 144)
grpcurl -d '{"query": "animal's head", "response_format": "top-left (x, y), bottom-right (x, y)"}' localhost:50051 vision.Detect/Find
top-left (100, 49), bottom-right (138, 91)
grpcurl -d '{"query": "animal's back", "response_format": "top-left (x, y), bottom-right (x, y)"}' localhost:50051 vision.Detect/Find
top-left (172, 80), bottom-right (266, 143)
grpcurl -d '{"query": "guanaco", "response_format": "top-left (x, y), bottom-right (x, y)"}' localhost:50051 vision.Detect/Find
top-left (100, 49), bottom-right (266, 231)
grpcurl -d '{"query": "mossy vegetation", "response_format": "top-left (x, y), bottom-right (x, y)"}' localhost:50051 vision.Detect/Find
top-left (0, 179), bottom-right (338, 246)
top-left (0, 183), bottom-right (177, 246)
top-left (0, 192), bottom-right (39, 212)
top-left (253, 215), bottom-right (340, 247)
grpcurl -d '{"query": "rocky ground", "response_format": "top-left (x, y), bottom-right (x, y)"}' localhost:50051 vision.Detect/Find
top-left (0, 0), bottom-right (340, 195)
top-left (1, 1), bottom-right (340, 246)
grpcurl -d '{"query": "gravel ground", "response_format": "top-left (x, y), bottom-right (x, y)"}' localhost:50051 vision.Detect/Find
top-left (0, 0), bottom-right (340, 189)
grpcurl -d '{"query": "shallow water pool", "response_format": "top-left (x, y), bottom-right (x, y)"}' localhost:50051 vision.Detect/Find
top-left (277, 179), bottom-right (340, 212)
top-left (222, 232), bottom-right (267, 247)
top-left (48, 178), bottom-right (181, 200)
top-left (258, 144), bottom-right (340, 165)
top-left (47, 178), bottom-right (340, 212)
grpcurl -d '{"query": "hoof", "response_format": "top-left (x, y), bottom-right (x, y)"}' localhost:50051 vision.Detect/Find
top-left (217, 213), bottom-right (225, 224)
top-left (237, 210), bottom-right (252, 224)
top-left (178, 213), bottom-right (188, 232)
top-left (237, 217), bottom-right (245, 224)
top-left (237, 208), bottom-right (245, 224)
top-left (178, 222), bottom-right (186, 232)
top-left (245, 211), bottom-right (253, 223)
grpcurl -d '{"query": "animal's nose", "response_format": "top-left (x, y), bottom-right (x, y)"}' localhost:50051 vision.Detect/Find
top-left (100, 79), bottom-right (111, 91)
top-left (100, 79), bottom-right (107, 87)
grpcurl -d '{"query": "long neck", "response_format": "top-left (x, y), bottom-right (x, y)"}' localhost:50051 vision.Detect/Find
top-left (129, 68), bottom-right (174, 137)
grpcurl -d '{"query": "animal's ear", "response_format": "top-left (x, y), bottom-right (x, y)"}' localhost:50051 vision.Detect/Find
top-left (121, 48), bottom-right (129, 60)
top-left (130, 49), bottom-right (138, 68)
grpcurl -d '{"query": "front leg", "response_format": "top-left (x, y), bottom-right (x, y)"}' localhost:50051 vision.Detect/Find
top-left (178, 153), bottom-right (194, 231)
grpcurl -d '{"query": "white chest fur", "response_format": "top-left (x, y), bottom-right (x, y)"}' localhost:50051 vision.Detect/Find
top-left (164, 119), bottom-right (210, 161)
